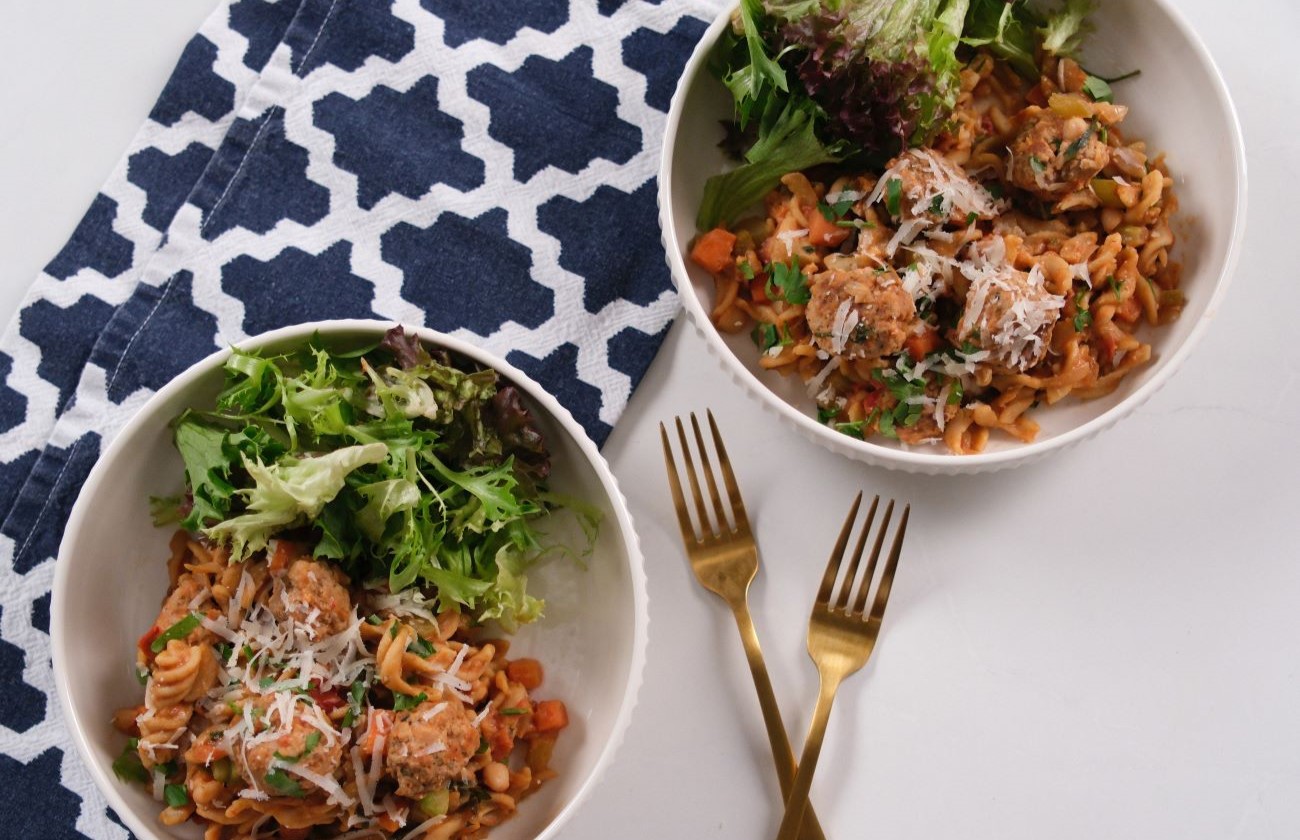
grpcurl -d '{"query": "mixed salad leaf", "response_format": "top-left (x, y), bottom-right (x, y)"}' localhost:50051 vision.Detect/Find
top-left (154, 326), bottom-right (597, 629)
top-left (699, 0), bottom-right (1102, 229)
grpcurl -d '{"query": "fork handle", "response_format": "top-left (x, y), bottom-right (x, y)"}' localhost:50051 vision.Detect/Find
top-left (774, 672), bottom-right (842, 840)
top-left (732, 605), bottom-right (829, 840)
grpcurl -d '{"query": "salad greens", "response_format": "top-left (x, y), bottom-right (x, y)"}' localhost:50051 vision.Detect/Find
top-left (699, 0), bottom-right (1099, 229)
top-left (155, 326), bottom-right (595, 629)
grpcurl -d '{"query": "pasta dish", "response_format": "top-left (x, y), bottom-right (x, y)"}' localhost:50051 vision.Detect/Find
top-left (110, 328), bottom-right (590, 838)
top-left (692, 2), bottom-right (1182, 454)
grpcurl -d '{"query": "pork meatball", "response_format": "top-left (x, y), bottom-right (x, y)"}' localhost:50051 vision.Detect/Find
top-left (878, 149), bottom-right (1000, 226)
top-left (385, 699), bottom-right (480, 798)
top-left (269, 558), bottom-right (352, 639)
top-left (805, 267), bottom-right (918, 359)
top-left (235, 707), bottom-right (343, 795)
top-left (1009, 108), bottom-right (1110, 199)
top-left (953, 245), bottom-right (1064, 372)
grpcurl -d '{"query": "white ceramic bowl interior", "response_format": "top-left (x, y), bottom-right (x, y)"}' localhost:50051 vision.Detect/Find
top-left (52, 320), bottom-right (648, 840)
top-left (660, 0), bottom-right (1246, 474)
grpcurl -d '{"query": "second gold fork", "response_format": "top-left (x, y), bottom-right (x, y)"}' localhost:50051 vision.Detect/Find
top-left (661, 411), bottom-right (826, 840)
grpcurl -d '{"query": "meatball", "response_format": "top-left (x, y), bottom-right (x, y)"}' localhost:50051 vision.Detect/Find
top-left (385, 699), bottom-right (480, 798)
top-left (878, 149), bottom-right (1000, 225)
top-left (805, 267), bottom-right (918, 359)
top-left (1009, 108), bottom-right (1110, 199)
top-left (236, 707), bottom-right (343, 795)
top-left (953, 246), bottom-right (1064, 372)
top-left (269, 558), bottom-right (352, 639)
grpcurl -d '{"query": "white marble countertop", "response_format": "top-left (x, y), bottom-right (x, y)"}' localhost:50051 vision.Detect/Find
top-left (3, 2), bottom-right (1299, 838)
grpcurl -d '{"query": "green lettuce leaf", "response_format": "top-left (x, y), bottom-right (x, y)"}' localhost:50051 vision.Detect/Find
top-left (204, 442), bottom-right (388, 559)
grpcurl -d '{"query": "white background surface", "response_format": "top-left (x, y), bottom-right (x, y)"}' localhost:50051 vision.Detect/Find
top-left (3, 2), bottom-right (1299, 839)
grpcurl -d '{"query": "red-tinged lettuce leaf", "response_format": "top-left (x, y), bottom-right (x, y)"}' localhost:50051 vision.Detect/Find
top-left (380, 325), bottom-right (433, 370)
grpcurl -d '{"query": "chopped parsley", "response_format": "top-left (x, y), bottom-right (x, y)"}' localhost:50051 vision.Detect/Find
top-left (112, 739), bottom-right (148, 784)
top-left (135, 666), bottom-right (149, 686)
top-left (751, 323), bottom-right (790, 353)
top-left (965, 211), bottom-right (978, 227)
top-left (885, 178), bottom-right (903, 218)
top-left (738, 260), bottom-right (755, 280)
top-left (1073, 290), bottom-right (1092, 331)
top-left (1063, 121), bottom-right (1095, 162)
top-left (1108, 275), bottom-right (1122, 299)
top-left (407, 635), bottom-right (436, 658)
top-left (1028, 156), bottom-right (1046, 175)
top-left (364, 614), bottom-right (383, 626)
top-left (929, 194), bottom-right (946, 215)
top-left (273, 731), bottom-right (321, 764)
top-left (342, 678), bottom-right (367, 728)
top-left (765, 261), bottom-right (810, 305)
top-left (817, 406), bottom-right (840, 424)
top-left (817, 198), bottom-right (853, 220)
top-left (834, 218), bottom-right (876, 230)
top-left (500, 707), bottom-right (530, 717)
top-left (834, 420), bottom-right (867, 439)
top-left (164, 784), bottom-right (189, 808)
top-left (394, 691), bottom-right (427, 712)
top-left (151, 613), bottom-right (201, 653)
top-left (264, 769), bottom-right (306, 798)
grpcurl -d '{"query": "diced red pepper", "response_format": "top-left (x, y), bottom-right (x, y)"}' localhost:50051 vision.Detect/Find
top-left (137, 625), bottom-right (161, 657)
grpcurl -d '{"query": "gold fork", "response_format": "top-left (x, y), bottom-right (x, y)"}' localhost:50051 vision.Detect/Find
top-left (774, 492), bottom-right (910, 840)
top-left (660, 411), bottom-right (826, 840)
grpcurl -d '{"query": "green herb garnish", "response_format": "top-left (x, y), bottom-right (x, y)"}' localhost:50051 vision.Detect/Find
top-left (164, 784), bottom-right (189, 808)
top-left (766, 261), bottom-right (810, 305)
top-left (394, 692), bottom-right (428, 712)
top-left (264, 769), bottom-right (306, 798)
top-left (886, 178), bottom-right (903, 218)
top-left (112, 739), bottom-right (148, 784)
top-left (151, 613), bottom-right (201, 653)
top-left (407, 636), bottom-right (436, 658)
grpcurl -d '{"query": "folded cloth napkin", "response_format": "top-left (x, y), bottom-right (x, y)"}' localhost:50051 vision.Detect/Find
top-left (0, 0), bottom-right (717, 833)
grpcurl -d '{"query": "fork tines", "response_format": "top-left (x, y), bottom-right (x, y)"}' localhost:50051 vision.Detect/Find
top-left (659, 410), bottom-right (746, 543)
top-left (818, 492), bottom-right (910, 621)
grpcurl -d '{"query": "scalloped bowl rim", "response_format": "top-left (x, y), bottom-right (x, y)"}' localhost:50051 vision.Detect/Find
top-left (658, 1), bottom-right (1247, 474)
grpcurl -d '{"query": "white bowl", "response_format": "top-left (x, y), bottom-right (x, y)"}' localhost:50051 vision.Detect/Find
top-left (51, 320), bottom-right (648, 840)
top-left (659, 1), bottom-right (1246, 474)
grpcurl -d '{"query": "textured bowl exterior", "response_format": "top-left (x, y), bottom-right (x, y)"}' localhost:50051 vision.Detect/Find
top-left (52, 320), bottom-right (648, 840)
top-left (658, 1), bottom-right (1247, 475)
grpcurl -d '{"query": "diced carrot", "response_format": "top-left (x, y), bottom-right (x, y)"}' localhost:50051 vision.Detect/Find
top-left (373, 814), bottom-right (403, 833)
top-left (269, 539), bottom-right (302, 575)
top-left (689, 228), bottom-right (738, 275)
top-left (360, 709), bottom-right (394, 756)
top-left (506, 658), bottom-right (544, 691)
top-left (749, 277), bottom-right (770, 303)
top-left (186, 738), bottom-right (227, 765)
top-left (533, 700), bottom-right (569, 734)
top-left (903, 328), bottom-right (942, 362)
top-left (807, 208), bottom-right (851, 248)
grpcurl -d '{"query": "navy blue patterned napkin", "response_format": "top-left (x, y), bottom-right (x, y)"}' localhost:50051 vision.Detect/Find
top-left (0, 0), bottom-right (716, 834)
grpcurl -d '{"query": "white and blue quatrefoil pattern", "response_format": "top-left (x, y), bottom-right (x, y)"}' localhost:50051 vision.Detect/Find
top-left (0, 0), bottom-right (719, 834)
